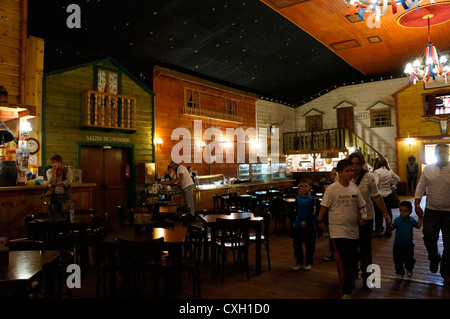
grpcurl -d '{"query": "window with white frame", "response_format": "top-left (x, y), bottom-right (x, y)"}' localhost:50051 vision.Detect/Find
top-left (370, 108), bottom-right (391, 127)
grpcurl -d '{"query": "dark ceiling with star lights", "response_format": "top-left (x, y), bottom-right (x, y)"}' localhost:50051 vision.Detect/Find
top-left (27, 0), bottom-right (400, 107)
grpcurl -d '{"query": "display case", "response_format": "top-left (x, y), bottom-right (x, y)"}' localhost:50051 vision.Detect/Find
top-left (237, 164), bottom-right (250, 180)
top-left (195, 174), bottom-right (227, 189)
top-left (237, 161), bottom-right (287, 182)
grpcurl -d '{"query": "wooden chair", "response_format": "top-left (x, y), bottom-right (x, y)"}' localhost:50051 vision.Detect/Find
top-left (117, 205), bottom-right (133, 227)
top-left (43, 249), bottom-right (75, 299)
top-left (214, 217), bottom-right (251, 283)
top-left (250, 207), bottom-right (272, 271)
top-left (34, 219), bottom-right (71, 250)
top-left (116, 237), bottom-right (165, 298)
top-left (183, 225), bottom-right (204, 298)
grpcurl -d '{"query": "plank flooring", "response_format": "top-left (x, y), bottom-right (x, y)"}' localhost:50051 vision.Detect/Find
top-left (70, 196), bottom-right (450, 302)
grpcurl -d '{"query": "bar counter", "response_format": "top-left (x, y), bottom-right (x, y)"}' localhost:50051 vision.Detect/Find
top-left (0, 183), bottom-right (96, 239)
top-left (194, 178), bottom-right (295, 210)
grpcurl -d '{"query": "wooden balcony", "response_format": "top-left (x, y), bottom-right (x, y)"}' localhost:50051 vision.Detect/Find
top-left (183, 105), bottom-right (243, 123)
top-left (283, 128), bottom-right (381, 167)
top-left (82, 90), bottom-right (137, 132)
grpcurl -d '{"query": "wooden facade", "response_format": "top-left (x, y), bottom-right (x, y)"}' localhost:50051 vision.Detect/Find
top-left (153, 66), bottom-right (258, 179)
top-left (0, 0), bottom-right (43, 161)
top-left (43, 58), bottom-right (155, 208)
top-left (43, 58), bottom-right (154, 167)
top-left (394, 82), bottom-right (450, 183)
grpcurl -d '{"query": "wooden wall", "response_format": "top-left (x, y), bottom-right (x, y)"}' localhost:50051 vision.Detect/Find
top-left (0, 0), bottom-right (24, 105)
top-left (43, 58), bottom-right (154, 171)
top-left (394, 83), bottom-right (450, 182)
top-left (153, 67), bottom-right (257, 179)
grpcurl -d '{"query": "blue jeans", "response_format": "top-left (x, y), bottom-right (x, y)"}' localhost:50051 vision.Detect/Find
top-left (292, 226), bottom-right (316, 266)
top-left (50, 194), bottom-right (71, 215)
top-left (423, 208), bottom-right (450, 277)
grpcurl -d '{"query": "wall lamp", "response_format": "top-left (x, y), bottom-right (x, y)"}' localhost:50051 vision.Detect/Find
top-left (156, 138), bottom-right (163, 148)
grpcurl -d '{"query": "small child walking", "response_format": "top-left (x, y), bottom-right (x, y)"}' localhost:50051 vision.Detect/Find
top-left (292, 178), bottom-right (317, 271)
top-left (388, 200), bottom-right (423, 281)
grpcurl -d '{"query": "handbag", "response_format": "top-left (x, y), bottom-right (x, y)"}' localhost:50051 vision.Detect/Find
top-left (391, 186), bottom-right (400, 208)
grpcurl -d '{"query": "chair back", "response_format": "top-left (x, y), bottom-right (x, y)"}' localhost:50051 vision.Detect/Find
top-left (215, 217), bottom-right (250, 248)
top-left (34, 219), bottom-right (70, 250)
top-left (185, 225), bottom-right (205, 265)
top-left (116, 237), bottom-right (164, 297)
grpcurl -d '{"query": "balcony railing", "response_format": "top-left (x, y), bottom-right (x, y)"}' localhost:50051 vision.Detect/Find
top-left (183, 105), bottom-right (243, 123)
top-left (283, 128), bottom-right (381, 167)
top-left (82, 90), bottom-right (137, 131)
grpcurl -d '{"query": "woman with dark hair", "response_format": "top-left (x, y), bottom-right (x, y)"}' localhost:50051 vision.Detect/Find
top-left (373, 156), bottom-right (401, 238)
top-left (347, 151), bottom-right (391, 291)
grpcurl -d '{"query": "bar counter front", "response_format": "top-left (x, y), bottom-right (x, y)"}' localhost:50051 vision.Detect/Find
top-left (0, 183), bottom-right (96, 239)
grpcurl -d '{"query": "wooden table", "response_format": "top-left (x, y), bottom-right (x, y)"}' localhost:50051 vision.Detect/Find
top-left (0, 250), bottom-right (60, 298)
top-left (198, 212), bottom-right (263, 276)
top-left (102, 226), bottom-right (187, 297)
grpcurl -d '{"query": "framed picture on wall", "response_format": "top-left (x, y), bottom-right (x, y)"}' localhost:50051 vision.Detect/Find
top-left (316, 159), bottom-right (324, 166)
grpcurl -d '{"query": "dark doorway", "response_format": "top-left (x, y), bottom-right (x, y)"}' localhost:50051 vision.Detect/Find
top-left (80, 146), bottom-right (130, 216)
top-left (337, 107), bottom-right (354, 145)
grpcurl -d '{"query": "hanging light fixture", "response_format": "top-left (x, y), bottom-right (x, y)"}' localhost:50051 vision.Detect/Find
top-left (403, 15), bottom-right (450, 84)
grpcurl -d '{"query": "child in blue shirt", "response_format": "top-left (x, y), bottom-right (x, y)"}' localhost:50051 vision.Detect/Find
top-left (292, 178), bottom-right (316, 271)
top-left (388, 200), bottom-right (423, 281)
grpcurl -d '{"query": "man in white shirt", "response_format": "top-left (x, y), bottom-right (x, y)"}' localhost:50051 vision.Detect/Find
top-left (415, 143), bottom-right (450, 284)
top-left (170, 161), bottom-right (195, 216)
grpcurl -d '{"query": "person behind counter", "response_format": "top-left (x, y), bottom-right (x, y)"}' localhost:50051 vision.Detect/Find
top-left (46, 154), bottom-right (73, 215)
top-left (169, 161), bottom-right (195, 216)
top-left (161, 165), bottom-right (176, 186)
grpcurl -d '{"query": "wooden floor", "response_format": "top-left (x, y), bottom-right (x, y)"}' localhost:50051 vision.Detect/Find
top-left (70, 196), bottom-right (450, 301)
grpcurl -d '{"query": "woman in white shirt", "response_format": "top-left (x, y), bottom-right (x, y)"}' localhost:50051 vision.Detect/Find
top-left (373, 156), bottom-right (401, 238)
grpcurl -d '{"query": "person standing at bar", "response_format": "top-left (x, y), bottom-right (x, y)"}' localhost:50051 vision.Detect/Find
top-left (170, 161), bottom-right (195, 216)
top-left (46, 154), bottom-right (73, 215)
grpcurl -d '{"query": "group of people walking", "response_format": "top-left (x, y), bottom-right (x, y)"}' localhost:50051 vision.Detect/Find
top-left (292, 144), bottom-right (450, 299)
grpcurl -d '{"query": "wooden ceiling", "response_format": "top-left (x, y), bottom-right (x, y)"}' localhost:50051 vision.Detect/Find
top-left (260, 0), bottom-right (450, 76)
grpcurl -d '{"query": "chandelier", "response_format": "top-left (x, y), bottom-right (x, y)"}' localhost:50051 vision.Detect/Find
top-left (403, 16), bottom-right (449, 84)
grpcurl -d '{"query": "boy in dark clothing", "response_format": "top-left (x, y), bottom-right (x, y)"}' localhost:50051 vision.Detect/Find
top-left (388, 200), bottom-right (423, 281)
top-left (292, 178), bottom-right (317, 271)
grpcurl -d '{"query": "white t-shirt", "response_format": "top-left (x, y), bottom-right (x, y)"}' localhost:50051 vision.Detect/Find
top-left (321, 182), bottom-right (366, 240)
top-left (373, 167), bottom-right (400, 197)
top-left (176, 164), bottom-right (194, 190)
